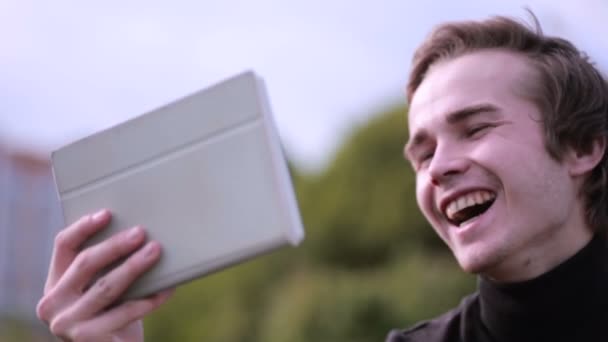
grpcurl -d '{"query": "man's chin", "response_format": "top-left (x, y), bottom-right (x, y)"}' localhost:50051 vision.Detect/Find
top-left (457, 260), bottom-right (486, 275)
top-left (454, 248), bottom-right (500, 275)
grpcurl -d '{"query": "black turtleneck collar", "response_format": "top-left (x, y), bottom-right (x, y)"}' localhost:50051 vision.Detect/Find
top-left (479, 234), bottom-right (608, 341)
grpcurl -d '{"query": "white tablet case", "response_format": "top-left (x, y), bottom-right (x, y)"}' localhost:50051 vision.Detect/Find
top-left (51, 71), bottom-right (305, 300)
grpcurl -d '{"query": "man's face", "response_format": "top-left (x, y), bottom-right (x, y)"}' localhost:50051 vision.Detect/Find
top-left (405, 50), bottom-right (590, 281)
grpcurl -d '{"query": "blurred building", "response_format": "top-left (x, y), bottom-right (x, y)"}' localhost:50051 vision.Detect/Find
top-left (0, 145), bottom-right (63, 331)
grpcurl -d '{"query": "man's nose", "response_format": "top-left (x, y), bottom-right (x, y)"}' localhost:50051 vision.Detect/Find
top-left (428, 145), bottom-right (469, 186)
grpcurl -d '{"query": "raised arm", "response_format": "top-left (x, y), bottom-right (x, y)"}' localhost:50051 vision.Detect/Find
top-left (36, 210), bottom-right (174, 341)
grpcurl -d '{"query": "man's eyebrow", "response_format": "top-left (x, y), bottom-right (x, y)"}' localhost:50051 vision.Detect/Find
top-left (404, 103), bottom-right (500, 159)
top-left (445, 103), bottom-right (500, 124)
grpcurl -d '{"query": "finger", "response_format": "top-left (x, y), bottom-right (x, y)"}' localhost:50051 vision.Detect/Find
top-left (63, 288), bottom-right (175, 341)
top-left (45, 209), bottom-right (111, 293)
top-left (54, 226), bottom-right (147, 296)
top-left (38, 226), bottom-right (146, 324)
top-left (65, 240), bottom-right (162, 320)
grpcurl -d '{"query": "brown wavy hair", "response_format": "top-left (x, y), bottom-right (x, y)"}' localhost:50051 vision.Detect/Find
top-left (407, 13), bottom-right (608, 232)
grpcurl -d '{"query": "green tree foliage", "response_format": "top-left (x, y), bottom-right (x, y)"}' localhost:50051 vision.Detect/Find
top-left (0, 319), bottom-right (52, 342)
top-left (300, 106), bottom-right (447, 270)
top-left (143, 105), bottom-right (475, 341)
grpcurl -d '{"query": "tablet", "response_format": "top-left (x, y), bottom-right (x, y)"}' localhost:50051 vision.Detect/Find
top-left (51, 71), bottom-right (305, 300)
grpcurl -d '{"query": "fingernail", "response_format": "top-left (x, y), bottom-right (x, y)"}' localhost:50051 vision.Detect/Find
top-left (128, 226), bottom-right (143, 241)
top-left (92, 209), bottom-right (108, 222)
top-left (144, 242), bottom-right (159, 259)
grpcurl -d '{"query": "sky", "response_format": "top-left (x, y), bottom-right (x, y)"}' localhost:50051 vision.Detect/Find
top-left (1, 0), bottom-right (607, 171)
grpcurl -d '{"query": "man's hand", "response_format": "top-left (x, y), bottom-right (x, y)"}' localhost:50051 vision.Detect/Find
top-left (36, 210), bottom-right (174, 341)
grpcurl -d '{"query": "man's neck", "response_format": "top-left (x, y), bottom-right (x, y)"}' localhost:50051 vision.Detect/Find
top-left (483, 220), bottom-right (593, 283)
top-left (478, 233), bottom-right (608, 341)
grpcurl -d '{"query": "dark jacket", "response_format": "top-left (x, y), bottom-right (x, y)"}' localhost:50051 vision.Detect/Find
top-left (386, 234), bottom-right (608, 342)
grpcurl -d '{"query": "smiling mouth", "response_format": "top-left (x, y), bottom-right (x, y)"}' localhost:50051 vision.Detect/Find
top-left (444, 190), bottom-right (496, 227)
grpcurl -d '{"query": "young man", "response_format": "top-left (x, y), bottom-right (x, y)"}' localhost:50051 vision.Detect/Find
top-left (37, 14), bottom-right (608, 342)
top-left (387, 15), bottom-right (608, 342)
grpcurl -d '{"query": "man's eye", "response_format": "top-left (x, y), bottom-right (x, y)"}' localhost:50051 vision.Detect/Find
top-left (417, 152), bottom-right (433, 169)
top-left (465, 124), bottom-right (492, 137)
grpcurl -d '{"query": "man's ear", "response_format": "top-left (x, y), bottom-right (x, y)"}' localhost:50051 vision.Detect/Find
top-left (567, 136), bottom-right (607, 177)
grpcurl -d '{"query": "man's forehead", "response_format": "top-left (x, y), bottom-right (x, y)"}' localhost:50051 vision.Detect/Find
top-left (407, 49), bottom-right (533, 130)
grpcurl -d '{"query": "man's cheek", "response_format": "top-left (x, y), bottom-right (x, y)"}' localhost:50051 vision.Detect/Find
top-left (415, 176), bottom-right (430, 209)
top-left (415, 185), bottom-right (436, 227)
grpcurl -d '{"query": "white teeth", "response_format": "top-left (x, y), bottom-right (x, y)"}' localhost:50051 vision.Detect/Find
top-left (482, 192), bottom-right (491, 202)
top-left (458, 197), bottom-right (466, 210)
top-left (445, 190), bottom-right (496, 221)
top-left (466, 196), bottom-right (475, 207)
